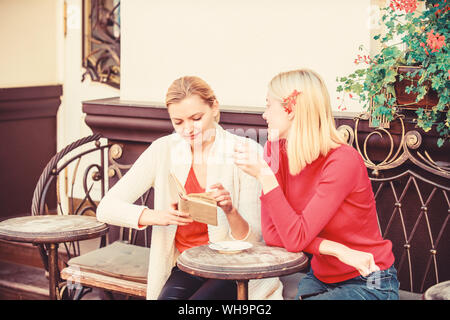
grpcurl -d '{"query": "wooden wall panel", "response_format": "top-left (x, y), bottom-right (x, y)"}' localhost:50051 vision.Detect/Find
top-left (0, 85), bottom-right (62, 220)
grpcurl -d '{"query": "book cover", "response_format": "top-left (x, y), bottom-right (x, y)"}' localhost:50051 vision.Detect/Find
top-left (169, 172), bottom-right (218, 226)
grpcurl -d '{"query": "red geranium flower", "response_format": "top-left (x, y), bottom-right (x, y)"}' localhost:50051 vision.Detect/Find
top-left (426, 29), bottom-right (446, 53)
top-left (389, 0), bottom-right (418, 13)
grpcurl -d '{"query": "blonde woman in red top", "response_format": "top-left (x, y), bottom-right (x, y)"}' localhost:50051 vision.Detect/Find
top-left (234, 69), bottom-right (399, 300)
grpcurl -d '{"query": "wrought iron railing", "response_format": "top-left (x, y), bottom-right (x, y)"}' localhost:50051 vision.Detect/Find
top-left (337, 113), bottom-right (449, 293)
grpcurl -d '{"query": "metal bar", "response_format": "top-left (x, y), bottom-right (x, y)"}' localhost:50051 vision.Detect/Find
top-left (100, 144), bottom-right (105, 198)
top-left (38, 175), bottom-right (56, 215)
top-left (236, 280), bottom-right (248, 300)
top-left (53, 145), bottom-right (109, 176)
top-left (48, 243), bottom-right (60, 300)
top-left (370, 170), bottom-right (450, 191)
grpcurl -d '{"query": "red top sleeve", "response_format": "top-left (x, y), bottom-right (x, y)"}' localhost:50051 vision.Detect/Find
top-left (260, 141), bottom-right (357, 254)
top-left (261, 200), bottom-right (324, 255)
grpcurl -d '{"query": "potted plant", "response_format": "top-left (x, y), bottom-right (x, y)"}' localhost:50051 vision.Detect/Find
top-left (337, 0), bottom-right (449, 147)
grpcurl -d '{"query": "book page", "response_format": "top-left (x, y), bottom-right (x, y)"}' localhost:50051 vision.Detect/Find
top-left (169, 172), bottom-right (186, 197)
top-left (187, 193), bottom-right (217, 205)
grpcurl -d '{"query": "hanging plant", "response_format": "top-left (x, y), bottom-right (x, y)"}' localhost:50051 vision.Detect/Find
top-left (337, 0), bottom-right (449, 147)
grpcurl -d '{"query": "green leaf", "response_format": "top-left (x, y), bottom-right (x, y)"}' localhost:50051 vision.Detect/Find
top-left (373, 94), bottom-right (387, 107)
top-left (386, 85), bottom-right (396, 98)
top-left (371, 117), bottom-right (380, 127)
top-left (350, 83), bottom-right (363, 95)
top-left (416, 86), bottom-right (427, 101)
top-left (385, 69), bottom-right (397, 83)
top-left (385, 20), bottom-right (394, 29)
top-left (405, 85), bottom-right (412, 94)
top-left (416, 107), bottom-right (424, 117)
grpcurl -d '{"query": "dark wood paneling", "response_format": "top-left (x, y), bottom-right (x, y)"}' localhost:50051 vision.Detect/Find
top-left (83, 97), bottom-right (269, 143)
top-left (0, 85), bottom-right (62, 220)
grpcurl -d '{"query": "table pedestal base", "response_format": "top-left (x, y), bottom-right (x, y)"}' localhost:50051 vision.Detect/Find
top-left (48, 243), bottom-right (60, 300)
top-left (236, 280), bottom-right (248, 300)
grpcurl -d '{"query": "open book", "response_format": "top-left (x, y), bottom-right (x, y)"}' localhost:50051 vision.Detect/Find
top-left (169, 172), bottom-right (218, 226)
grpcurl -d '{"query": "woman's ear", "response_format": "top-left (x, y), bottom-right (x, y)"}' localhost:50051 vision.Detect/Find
top-left (212, 99), bottom-right (220, 122)
top-left (212, 99), bottom-right (219, 110)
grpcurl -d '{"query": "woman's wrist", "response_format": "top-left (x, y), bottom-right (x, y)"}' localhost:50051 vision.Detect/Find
top-left (224, 207), bottom-right (250, 240)
top-left (259, 171), bottom-right (279, 195)
top-left (224, 206), bottom-right (238, 216)
top-left (255, 160), bottom-right (269, 180)
top-left (319, 239), bottom-right (348, 259)
top-left (256, 161), bottom-right (279, 194)
top-left (138, 208), bottom-right (157, 226)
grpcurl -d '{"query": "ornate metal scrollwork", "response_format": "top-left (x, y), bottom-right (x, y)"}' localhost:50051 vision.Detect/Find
top-left (106, 143), bottom-right (152, 245)
top-left (336, 124), bottom-right (354, 146)
top-left (82, 0), bottom-right (120, 89)
top-left (107, 144), bottom-right (132, 178)
top-left (338, 112), bottom-right (450, 179)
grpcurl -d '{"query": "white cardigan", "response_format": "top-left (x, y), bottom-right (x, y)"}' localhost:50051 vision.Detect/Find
top-left (97, 123), bottom-right (283, 300)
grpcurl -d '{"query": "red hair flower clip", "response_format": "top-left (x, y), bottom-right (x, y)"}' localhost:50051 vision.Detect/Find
top-left (282, 90), bottom-right (301, 113)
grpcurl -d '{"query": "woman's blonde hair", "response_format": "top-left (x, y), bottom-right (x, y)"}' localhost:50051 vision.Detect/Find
top-left (165, 76), bottom-right (220, 123)
top-left (268, 69), bottom-right (345, 175)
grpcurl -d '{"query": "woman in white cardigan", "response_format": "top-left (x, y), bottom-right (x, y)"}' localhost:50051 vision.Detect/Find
top-left (96, 76), bottom-right (283, 300)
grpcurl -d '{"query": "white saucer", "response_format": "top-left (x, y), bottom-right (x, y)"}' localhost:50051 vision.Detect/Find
top-left (208, 241), bottom-right (253, 254)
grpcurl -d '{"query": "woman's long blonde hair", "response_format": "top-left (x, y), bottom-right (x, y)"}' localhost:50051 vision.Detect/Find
top-left (165, 76), bottom-right (220, 123)
top-left (268, 69), bottom-right (345, 175)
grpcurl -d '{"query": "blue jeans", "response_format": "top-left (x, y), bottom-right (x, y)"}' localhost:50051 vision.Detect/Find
top-left (295, 265), bottom-right (400, 300)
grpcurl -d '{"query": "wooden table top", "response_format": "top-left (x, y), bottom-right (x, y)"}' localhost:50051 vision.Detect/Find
top-left (177, 243), bottom-right (308, 280)
top-left (423, 280), bottom-right (450, 300)
top-left (0, 215), bottom-right (109, 244)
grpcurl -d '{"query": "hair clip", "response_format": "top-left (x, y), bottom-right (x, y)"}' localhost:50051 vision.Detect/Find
top-left (282, 90), bottom-right (301, 113)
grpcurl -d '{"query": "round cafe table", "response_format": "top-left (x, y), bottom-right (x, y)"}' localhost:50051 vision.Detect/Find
top-left (0, 215), bottom-right (109, 300)
top-left (177, 242), bottom-right (309, 300)
top-left (423, 280), bottom-right (450, 300)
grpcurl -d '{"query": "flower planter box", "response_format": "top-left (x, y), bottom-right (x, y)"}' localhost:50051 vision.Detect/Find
top-left (395, 66), bottom-right (439, 110)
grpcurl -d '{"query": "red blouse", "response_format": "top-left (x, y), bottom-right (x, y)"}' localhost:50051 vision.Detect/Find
top-left (174, 166), bottom-right (209, 253)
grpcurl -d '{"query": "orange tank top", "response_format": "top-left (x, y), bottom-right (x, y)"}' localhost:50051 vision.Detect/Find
top-left (174, 166), bottom-right (209, 253)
